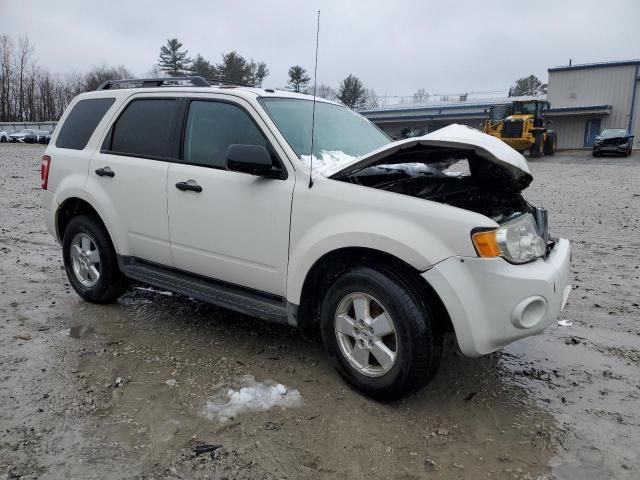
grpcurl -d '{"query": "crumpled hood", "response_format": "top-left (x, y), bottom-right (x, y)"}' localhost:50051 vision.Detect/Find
top-left (328, 124), bottom-right (532, 187)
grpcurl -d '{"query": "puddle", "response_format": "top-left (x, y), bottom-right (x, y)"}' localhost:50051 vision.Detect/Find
top-left (204, 375), bottom-right (303, 422)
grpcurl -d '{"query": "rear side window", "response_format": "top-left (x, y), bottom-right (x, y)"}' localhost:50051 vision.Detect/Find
top-left (56, 98), bottom-right (115, 150)
top-left (183, 100), bottom-right (267, 168)
top-left (107, 99), bottom-right (177, 159)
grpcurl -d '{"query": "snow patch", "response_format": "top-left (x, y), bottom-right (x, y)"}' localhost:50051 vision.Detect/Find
top-left (203, 375), bottom-right (303, 423)
top-left (301, 150), bottom-right (357, 177)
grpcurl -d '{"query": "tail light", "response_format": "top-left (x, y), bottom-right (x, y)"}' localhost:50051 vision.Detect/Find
top-left (41, 155), bottom-right (51, 190)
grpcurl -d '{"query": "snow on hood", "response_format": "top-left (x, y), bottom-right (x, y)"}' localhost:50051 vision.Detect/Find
top-left (301, 150), bottom-right (357, 177)
top-left (326, 124), bottom-right (532, 186)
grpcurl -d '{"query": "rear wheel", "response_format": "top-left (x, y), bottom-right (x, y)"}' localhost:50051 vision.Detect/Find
top-left (529, 134), bottom-right (543, 158)
top-left (320, 267), bottom-right (443, 400)
top-left (543, 132), bottom-right (557, 156)
top-left (592, 150), bottom-right (600, 157)
top-left (62, 215), bottom-right (128, 303)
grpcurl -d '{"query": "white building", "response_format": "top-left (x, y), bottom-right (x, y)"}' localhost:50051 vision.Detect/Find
top-left (546, 60), bottom-right (639, 149)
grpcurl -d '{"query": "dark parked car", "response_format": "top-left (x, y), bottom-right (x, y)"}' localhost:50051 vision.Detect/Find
top-left (593, 129), bottom-right (634, 157)
top-left (24, 129), bottom-right (51, 144)
top-left (39, 132), bottom-right (52, 144)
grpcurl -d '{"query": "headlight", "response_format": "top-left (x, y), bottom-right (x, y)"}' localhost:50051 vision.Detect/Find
top-left (472, 214), bottom-right (546, 264)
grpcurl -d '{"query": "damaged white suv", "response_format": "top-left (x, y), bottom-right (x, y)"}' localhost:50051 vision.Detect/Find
top-left (41, 77), bottom-right (571, 400)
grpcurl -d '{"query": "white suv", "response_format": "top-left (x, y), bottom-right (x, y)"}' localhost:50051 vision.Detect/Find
top-left (41, 77), bottom-right (571, 399)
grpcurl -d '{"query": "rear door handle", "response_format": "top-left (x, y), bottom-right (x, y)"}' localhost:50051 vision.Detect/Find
top-left (175, 180), bottom-right (202, 193)
top-left (95, 166), bottom-right (115, 177)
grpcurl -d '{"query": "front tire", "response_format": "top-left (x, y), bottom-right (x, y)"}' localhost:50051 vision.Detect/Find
top-left (320, 267), bottom-right (443, 400)
top-left (62, 215), bottom-right (128, 303)
top-left (530, 134), bottom-right (543, 158)
top-left (543, 132), bottom-right (557, 156)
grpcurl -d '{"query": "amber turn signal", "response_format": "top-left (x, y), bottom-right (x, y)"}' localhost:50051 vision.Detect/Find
top-left (472, 230), bottom-right (500, 258)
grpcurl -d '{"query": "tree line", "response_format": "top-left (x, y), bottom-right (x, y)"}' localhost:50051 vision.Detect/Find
top-left (0, 33), bottom-right (548, 123)
top-left (156, 38), bottom-right (379, 110)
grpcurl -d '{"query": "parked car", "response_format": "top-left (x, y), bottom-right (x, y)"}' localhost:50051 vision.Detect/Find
top-left (24, 129), bottom-right (51, 144)
top-left (39, 132), bottom-right (52, 144)
top-left (592, 128), bottom-right (634, 157)
top-left (0, 130), bottom-right (8, 142)
top-left (9, 129), bottom-right (36, 142)
top-left (41, 78), bottom-right (571, 399)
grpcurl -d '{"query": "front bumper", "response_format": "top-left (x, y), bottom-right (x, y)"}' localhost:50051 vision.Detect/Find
top-left (593, 143), bottom-right (629, 153)
top-left (423, 238), bottom-right (571, 356)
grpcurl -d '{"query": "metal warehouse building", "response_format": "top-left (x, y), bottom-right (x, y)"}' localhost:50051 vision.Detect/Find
top-left (361, 59), bottom-right (640, 150)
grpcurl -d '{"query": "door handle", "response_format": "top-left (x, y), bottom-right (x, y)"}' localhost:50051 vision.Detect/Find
top-left (175, 180), bottom-right (202, 193)
top-left (95, 166), bottom-right (115, 177)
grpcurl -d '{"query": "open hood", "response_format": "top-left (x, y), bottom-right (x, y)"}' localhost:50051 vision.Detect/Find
top-left (328, 124), bottom-right (532, 189)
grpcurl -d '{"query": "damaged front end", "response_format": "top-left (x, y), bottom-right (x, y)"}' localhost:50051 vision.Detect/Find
top-left (329, 124), bottom-right (553, 261)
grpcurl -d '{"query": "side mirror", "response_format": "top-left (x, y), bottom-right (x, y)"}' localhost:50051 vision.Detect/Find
top-left (226, 144), bottom-right (282, 178)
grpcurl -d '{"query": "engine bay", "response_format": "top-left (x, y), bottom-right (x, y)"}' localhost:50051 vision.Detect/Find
top-left (334, 145), bottom-right (535, 223)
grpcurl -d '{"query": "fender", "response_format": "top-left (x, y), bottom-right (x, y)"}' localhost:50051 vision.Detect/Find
top-left (285, 174), bottom-right (492, 305)
top-left (54, 186), bottom-right (127, 255)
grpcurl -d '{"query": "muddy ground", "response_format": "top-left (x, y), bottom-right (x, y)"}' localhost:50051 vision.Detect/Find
top-left (0, 143), bottom-right (639, 480)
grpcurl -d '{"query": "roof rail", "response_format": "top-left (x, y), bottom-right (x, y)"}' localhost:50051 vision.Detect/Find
top-left (205, 77), bottom-right (253, 88)
top-left (96, 76), bottom-right (210, 90)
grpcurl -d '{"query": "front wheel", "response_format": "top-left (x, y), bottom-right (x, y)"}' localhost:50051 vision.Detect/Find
top-left (320, 267), bottom-right (443, 400)
top-left (62, 215), bottom-right (128, 303)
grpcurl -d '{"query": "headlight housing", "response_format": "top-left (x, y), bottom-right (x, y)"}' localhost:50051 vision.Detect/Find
top-left (472, 213), bottom-right (546, 264)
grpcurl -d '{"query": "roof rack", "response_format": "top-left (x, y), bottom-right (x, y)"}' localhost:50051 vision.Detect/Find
top-left (96, 76), bottom-right (210, 90)
top-left (205, 77), bottom-right (254, 88)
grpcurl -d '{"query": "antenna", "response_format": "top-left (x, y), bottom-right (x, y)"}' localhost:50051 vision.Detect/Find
top-left (308, 10), bottom-right (320, 188)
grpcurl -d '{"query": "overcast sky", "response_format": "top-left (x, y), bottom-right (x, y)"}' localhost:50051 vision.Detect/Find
top-left (1, 0), bottom-right (639, 99)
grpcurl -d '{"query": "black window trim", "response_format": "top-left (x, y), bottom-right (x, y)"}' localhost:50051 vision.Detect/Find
top-left (100, 96), bottom-right (181, 162)
top-left (175, 97), bottom-right (288, 180)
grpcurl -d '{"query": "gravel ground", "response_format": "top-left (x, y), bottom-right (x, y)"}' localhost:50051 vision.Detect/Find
top-left (1, 143), bottom-right (639, 480)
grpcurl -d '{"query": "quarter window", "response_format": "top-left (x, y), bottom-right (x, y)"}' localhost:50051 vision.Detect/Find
top-left (108, 99), bottom-right (177, 159)
top-left (56, 98), bottom-right (115, 150)
top-left (183, 101), bottom-right (268, 168)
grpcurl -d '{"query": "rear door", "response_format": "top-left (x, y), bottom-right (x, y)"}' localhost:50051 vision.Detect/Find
top-left (167, 96), bottom-right (295, 296)
top-left (87, 94), bottom-right (180, 266)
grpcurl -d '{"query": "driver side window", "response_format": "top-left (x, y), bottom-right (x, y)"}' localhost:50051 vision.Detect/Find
top-left (183, 100), bottom-right (268, 169)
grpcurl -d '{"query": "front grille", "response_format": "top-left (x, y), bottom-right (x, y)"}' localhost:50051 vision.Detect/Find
top-left (502, 120), bottom-right (524, 138)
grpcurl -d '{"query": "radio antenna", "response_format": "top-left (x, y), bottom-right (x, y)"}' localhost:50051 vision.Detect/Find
top-left (308, 10), bottom-right (320, 188)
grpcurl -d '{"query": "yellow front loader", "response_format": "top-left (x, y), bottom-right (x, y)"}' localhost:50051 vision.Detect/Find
top-left (483, 100), bottom-right (557, 157)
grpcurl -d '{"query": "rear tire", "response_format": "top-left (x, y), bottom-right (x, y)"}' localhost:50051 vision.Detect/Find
top-left (529, 134), bottom-right (543, 158)
top-left (319, 267), bottom-right (443, 401)
top-left (592, 150), bottom-right (600, 157)
top-left (62, 215), bottom-right (128, 303)
top-left (543, 132), bottom-right (557, 156)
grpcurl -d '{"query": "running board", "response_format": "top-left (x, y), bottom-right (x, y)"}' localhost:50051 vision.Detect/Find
top-left (118, 256), bottom-right (290, 324)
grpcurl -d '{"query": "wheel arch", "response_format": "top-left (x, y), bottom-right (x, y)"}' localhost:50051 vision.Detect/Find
top-left (56, 196), bottom-right (120, 253)
top-left (294, 246), bottom-right (453, 335)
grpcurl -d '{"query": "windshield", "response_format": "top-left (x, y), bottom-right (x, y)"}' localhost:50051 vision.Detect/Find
top-left (512, 102), bottom-right (538, 115)
top-left (260, 98), bottom-right (390, 175)
top-left (600, 129), bottom-right (627, 138)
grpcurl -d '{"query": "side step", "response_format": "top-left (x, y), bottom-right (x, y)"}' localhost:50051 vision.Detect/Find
top-left (119, 256), bottom-right (289, 324)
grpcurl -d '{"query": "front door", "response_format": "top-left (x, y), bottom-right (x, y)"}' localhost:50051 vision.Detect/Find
top-left (584, 118), bottom-right (601, 146)
top-left (167, 98), bottom-right (295, 296)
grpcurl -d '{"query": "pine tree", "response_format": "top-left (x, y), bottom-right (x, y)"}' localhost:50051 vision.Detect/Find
top-left (214, 52), bottom-right (269, 86)
top-left (287, 65), bottom-right (311, 92)
top-left (215, 51), bottom-right (248, 84)
top-left (190, 54), bottom-right (217, 79)
top-left (337, 74), bottom-right (366, 109)
top-left (510, 75), bottom-right (547, 96)
top-left (158, 38), bottom-right (192, 77)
